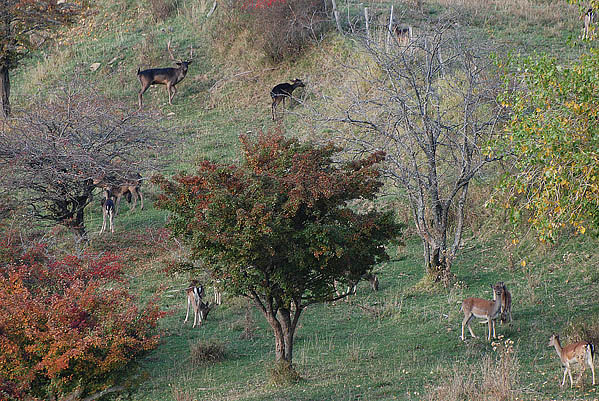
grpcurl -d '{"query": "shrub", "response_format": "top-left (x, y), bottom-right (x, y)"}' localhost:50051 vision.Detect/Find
top-left (230, 0), bottom-right (330, 63)
top-left (146, 0), bottom-right (178, 22)
top-left (190, 339), bottom-right (226, 366)
top-left (0, 231), bottom-right (165, 400)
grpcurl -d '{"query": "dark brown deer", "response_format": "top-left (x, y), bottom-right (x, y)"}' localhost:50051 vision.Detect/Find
top-left (270, 78), bottom-right (305, 121)
top-left (137, 40), bottom-right (193, 109)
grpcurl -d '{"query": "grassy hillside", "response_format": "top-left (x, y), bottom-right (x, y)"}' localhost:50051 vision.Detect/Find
top-left (9, 0), bottom-right (599, 400)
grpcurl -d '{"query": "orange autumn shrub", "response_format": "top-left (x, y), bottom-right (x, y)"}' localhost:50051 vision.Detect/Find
top-left (0, 231), bottom-right (165, 400)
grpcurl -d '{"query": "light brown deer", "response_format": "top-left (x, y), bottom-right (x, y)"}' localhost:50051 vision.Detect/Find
top-left (582, 8), bottom-right (596, 40)
top-left (184, 280), bottom-right (212, 328)
top-left (548, 334), bottom-right (595, 388)
top-left (460, 284), bottom-right (504, 341)
top-left (137, 40), bottom-right (193, 109)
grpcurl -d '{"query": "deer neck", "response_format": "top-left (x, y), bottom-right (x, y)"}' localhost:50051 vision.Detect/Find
top-left (552, 338), bottom-right (563, 359)
top-left (490, 294), bottom-right (502, 318)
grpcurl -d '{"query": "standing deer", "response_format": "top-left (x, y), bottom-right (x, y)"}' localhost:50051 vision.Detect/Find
top-left (582, 8), bottom-right (596, 40)
top-left (494, 281), bottom-right (512, 323)
top-left (270, 78), bottom-right (305, 121)
top-left (184, 280), bottom-right (212, 328)
top-left (137, 40), bottom-right (193, 109)
top-left (93, 173), bottom-right (144, 215)
top-left (460, 284), bottom-right (504, 341)
top-left (334, 272), bottom-right (379, 299)
top-left (393, 25), bottom-right (412, 45)
top-left (548, 334), bottom-right (595, 388)
top-left (99, 192), bottom-right (115, 234)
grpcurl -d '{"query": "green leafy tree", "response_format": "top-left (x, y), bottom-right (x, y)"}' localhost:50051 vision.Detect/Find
top-left (0, 0), bottom-right (82, 117)
top-left (494, 2), bottom-right (599, 241)
top-left (154, 131), bottom-right (401, 367)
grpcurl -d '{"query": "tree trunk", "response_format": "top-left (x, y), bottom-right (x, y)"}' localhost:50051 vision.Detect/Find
top-left (0, 64), bottom-right (10, 118)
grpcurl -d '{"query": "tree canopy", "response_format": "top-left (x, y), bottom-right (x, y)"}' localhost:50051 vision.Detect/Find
top-left (0, 0), bottom-right (83, 117)
top-left (494, 1), bottom-right (599, 241)
top-left (0, 80), bottom-right (165, 237)
top-left (154, 130), bottom-right (402, 365)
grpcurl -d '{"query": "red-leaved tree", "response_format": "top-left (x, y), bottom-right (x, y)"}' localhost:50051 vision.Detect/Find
top-left (154, 130), bottom-right (402, 370)
top-left (0, 230), bottom-right (165, 401)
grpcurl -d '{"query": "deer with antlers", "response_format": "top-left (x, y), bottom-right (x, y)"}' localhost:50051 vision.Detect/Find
top-left (137, 40), bottom-right (193, 109)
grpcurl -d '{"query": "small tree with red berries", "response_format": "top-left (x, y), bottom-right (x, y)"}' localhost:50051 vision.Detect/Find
top-left (0, 230), bottom-right (165, 400)
top-left (154, 131), bottom-right (402, 372)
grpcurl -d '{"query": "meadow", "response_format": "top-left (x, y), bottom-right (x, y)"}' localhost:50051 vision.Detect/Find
top-left (6, 0), bottom-right (599, 399)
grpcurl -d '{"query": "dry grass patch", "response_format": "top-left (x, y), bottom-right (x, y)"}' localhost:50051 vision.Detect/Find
top-left (427, 337), bottom-right (520, 401)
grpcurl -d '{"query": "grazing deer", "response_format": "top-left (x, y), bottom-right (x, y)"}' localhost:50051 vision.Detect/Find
top-left (334, 272), bottom-right (379, 300)
top-left (548, 334), bottom-right (595, 388)
top-left (184, 280), bottom-right (212, 328)
top-left (137, 40), bottom-right (193, 109)
top-left (99, 193), bottom-right (115, 234)
top-left (582, 8), bottom-right (596, 40)
top-left (460, 284), bottom-right (504, 341)
top-left (270, 78), bottom-right (305, 121)
top-left (93, 173), bottom-right (144, 215)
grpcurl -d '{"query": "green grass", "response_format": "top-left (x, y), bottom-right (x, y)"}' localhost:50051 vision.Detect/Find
top-left (7, 0), bottom-right (599, 399)
top-left (82, 227), bottom-right (599, 401)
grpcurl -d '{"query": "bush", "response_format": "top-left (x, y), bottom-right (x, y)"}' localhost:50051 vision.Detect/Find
top-left (0, 230), bottom-right (165, 400)
top-left (230, 0), bottom-right (330, 63)
top-left (146, 0), bottom-right (178, 22)
top-left (190, 339), bottom-right (226, 366)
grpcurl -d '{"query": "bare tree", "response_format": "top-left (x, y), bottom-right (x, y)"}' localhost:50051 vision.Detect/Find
top-left (0, 0), bottom-right (81, 117)
top-left (327, 18), bottom-right (504, 282)
top-left (0, 79), bottom-right (166, 237)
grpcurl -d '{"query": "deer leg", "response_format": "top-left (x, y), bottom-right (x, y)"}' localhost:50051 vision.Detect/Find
top-left (129, 187), bottom-right (138, 211)
top-left (109, 210), bottom-right (114, 233)
top-left (461, 314), bottom-right (474, 340)
top-left (138, 83), bottom-right (150, 109)
top-left (184, 296), bottom-right (191, 323)
top-left (114, 195), bottom-right (122, 216)
top-left (559, 365), bottom-right (569, 387)
top-left (100, 210), bottom-right (107, 234)
top-left (138, 188), bottom-right (144, 210)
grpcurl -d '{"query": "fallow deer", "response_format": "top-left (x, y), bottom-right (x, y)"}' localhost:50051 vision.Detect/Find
top-left (334, 272), bottom-right (379, 300)
top-left (270, 78), bottom-right (305, 121)
top-left (184, 280), bottom-right (212, 328)
top-left (548, 334), bottom-right (595, 388)
top-left (495, 281), bottom-right (512, 324)
top-left (137, 40), bottom-right (193, 109)
top-left (93, 173), bottom-right (144, 215)
top-left (393, 25), bottom-right (412, 45)
top-left (582, 8), bottom-right (596, 40)
top-left (460, 284), bottom-right (504, 341)
top-left (99, 193), bottom-right (115, 234)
